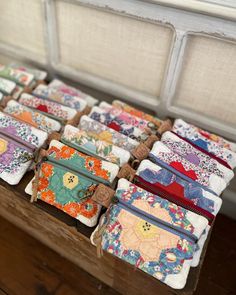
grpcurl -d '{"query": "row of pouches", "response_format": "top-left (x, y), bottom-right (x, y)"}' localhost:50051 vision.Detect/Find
top-left (90, 118), bottom-right (235, 289)
top-left (0, 63), bottom-right (47, 100)
top-left (24, 100), bottom-right (169, 226)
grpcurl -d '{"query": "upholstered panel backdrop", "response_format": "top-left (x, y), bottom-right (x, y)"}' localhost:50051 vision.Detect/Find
top-left (56, 1), bottom-right (174, 97)
top-left (0, 0), bottom-right (46, 60)
top-left (174, 35), bottom-right (236, 125)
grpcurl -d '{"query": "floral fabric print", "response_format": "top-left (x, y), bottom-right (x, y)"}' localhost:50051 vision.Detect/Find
top-left (150, 141), bottom-right (226, 195)
top-left (19, 93), bottom-right (77, 121)
top-left (101, 179), bottom-right (208, 289)
top-left (89, 106), bottom-right (149, 142)
top-left (9, 63), bottom-right (47, 81)
top-left (79, 115), bottom-right (138, 152)
top-left (162, 131), bottom-right (233, 184)
top-left (136, 160), bottom-right (222, 215)
top-left (48, 79), bottom-right (98, 106)
top-left (48, 140), bottom-right (119, 184)
top-left (4, 100), bottom-right (61, 133)
top-left (0, 77), bottom-right (16, 95)
top-left (172, 119), bottom-right (236, 168)
top-left (0, 64), bottom-right (34, 86)
top-left (37, 161), bottom-right (100, 224)
top-left (0, 137), bottom-right (33, 174)
top-left (112, 100), bottom-right (162, 128)
top-left (62, 125), bottom-right (130, 166)
top-left (33, 84), bottom-right (87, 111)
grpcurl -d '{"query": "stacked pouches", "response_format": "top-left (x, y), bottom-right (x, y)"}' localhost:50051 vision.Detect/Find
top-left (112, 99), bottom-right (162, 130)
top-left (61, 125), bottom-right (131, 166)
top-left (134, 159), bottom-right (222, 266)
top-left (91, 178), bottom-right (208, 289)
top-left (25, 140), bottom-right (119, 227)
top-left (19, 93), bottom-right (77, 123)
top-left (4, 100), bottom-right (61, 133)
top-left (89, 104), bottom-right (150, 142)
top-left (33, 84), bottom-right (88, 112)
top-left (149, 141), bottom-right (227, 196)
top-left (161, 131), bottom-right (234, 184)
top-left (0, 111), bottom-right (47, 185)
top-left (48, 79), bottom-right (98, 107)
top-left (172, 119), bottom-right (236, 169)
top-left (78, 115), bottom-right (139, 152)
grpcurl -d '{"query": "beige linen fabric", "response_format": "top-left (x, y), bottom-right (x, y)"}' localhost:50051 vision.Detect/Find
top-left (0, 0), bottom-right (46, 59)
top-left (174, 35), bottom-right (236, 125)
top-left (56, 1), bottom-right (173, 97)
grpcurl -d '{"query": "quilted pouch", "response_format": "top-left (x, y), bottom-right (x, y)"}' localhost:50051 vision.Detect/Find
top-left (172, 119), bottom-right (236, 169)
top-left (9, 62), bottom-right (47, 81)
top-left (48, 79), bottom-right (98, 107)
top-left (0, 77), bottom-right (16, 95)
top-left (33, 84), bottom-right (88, 111)
top-left (149, 141), bottom-right (226, 195)
top-left (161, 131), bottom-right (234, 184)
top-left (134, 159), bottom-right (222, 223)
top-left (19, 93), bottom-right (77, 123)
top-left (0, 111), bottom-right (47, 185)
top-left (89, 105), bottom-right (150, 142)
top-left (92, 178), bottom-right (208, 289)
top-left (61, 124), bottom-right (131, 166)
top-left (25, 140), bottom-right (119, 227)
top-left (0, 64), bottom-right (34, 87)
top-left (112, 100), bottom-right (162, 129)
top-left (78, 115), bottom-right (139, 152)
top-left (4, 100), bottom-right (61, 133)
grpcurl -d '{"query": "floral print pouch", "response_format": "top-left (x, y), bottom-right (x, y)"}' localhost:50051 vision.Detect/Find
top-left (48, 79), bottom-right (98, 107)
top-left (149, 141), bottom-right (226, 196)
top-left (61, 125), bottom-right (131, 166)
top-left (79, 115), bottom-right (139, 152)
top-left (4, 100), bottom-right (61, 133)
top-left (93, 179), bottom-right (208, 289)
top-left (25, 140), bottom-right (119, 227)
top-left (0, 77), bottom-right (16, 95)
top-left (135, 159), bottom-right (222, 222)
top-left (0, 111), bottom-right (47, 185)
top-left (173, 119), bottom-right (236, 169)
top-left (9, 62), bottom-right (47, 81)
top-left (161, 131), bottom-right (234, 184)
top-left (33, 84), bottom-right (88, 111)
top-left (89, 105), bottom-right (150, 142)
top-left (19, 93), bottom-right (77, 122)
top-left (0, 64), bottom-right (34, 86)
top-left (112, 100), bottom-right (162, 129)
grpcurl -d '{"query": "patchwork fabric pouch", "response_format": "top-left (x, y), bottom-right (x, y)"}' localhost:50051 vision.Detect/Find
top-left (78, 115), bottom-right (139, 152)
top-left (0, 64), bottom-right (34, 87)
top-left (0, 77), bottom-right (16, 96)
top-left (172, 119), bottom-right (236, 169)
top-left (48, 79), bottom-right (98, 107)
top-left (134, 159), bottom-right (222, 221)
top-left (0, 111), bottom-right (47, 185)
top-left (161, 131), bottom-right (234, 184)
top-left (9, 62), bottom-right (47, 81)
top-left (149, 141), bottom-right (227, 196)
top-left (112, 100), bottom-right (162, 130)
top-left (61, 124), bottom-right (131, 166)
top-left (4, 100), bottom-right (61, 133)
top-left (19, 93), bottom-right (77, 123)
top-left (89, 105), bottom-right (150, 142)
top-left (91, 179), bottom-right (208, 289)
top-left (33, 84), bottom-right (88, 112)
top-left (25, 140), bottom-right (119, 227)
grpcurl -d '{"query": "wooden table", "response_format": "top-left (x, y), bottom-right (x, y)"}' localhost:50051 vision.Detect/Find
top-left (0, 171), bottom-right (212, 295)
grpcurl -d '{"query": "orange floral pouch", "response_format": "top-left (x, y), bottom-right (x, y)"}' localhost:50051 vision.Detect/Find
top-left (25, 140), bottom-right (119, 227)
